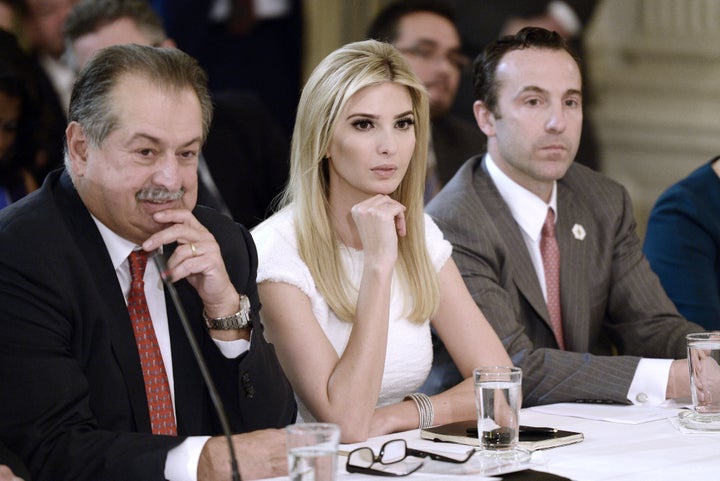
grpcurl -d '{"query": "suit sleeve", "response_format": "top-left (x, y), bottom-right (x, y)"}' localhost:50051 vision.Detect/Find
top-left (601, 185), bottom-right (704, 359)
top-left (198, 212), bottom-right (297, 431)
top-left (644, 182), bottom-right (720, 331)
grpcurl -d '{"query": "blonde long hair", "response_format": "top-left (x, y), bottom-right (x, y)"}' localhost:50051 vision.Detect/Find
top-left (279, 39), bottom-right (438, 323)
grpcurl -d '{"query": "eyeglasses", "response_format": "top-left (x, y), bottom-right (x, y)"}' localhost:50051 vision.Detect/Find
top-left (346, 439), bottom-right (476, 477)
top-left (397, 44), bottom-right (471, 71)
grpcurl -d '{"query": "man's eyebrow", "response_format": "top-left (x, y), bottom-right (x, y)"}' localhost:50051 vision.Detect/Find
top-left (127, 133), bottom-right (161, 144)
top-left (126, 133), bottom-right (202, 147)
top-left (411, 38), bottom-right (439, 47)
top-left (515, 86), bottom-right (583, 97)
top-left (516, 85), bottom-right (547, 97)
top-left (565, 89), bottom-right (583, 98)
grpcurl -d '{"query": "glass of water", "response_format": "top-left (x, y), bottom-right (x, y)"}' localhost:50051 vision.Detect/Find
top-left (473, 366), bottom-right (530, 462)
top-left (286, 422), bottom-right (341, 481)
top-left (680, 333), bottom-right (720, 430)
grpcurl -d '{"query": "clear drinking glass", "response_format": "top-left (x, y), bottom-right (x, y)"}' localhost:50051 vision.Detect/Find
top-left (680, 333), bottom-right (720, 430)
top-left (474, 366), bottom-right (530, 462)
top-left (286, 422), bottom-right (341, 481)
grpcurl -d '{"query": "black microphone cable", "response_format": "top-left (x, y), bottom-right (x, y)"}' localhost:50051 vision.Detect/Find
top-left (153, 251), bottom-right (242, 481)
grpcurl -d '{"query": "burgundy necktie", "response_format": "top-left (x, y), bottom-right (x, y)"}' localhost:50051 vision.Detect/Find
top-left (540, 208), bottom-right (565, 349)
top-left (127, 250), bottom-right (177, 435)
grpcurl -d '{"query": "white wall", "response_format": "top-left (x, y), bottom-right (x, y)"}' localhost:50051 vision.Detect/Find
top-left (586, 0), bottom-right (720, 238)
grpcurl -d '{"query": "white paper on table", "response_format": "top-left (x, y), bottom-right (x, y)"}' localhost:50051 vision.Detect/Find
top-left (526, 403), bottom-right (683, 424)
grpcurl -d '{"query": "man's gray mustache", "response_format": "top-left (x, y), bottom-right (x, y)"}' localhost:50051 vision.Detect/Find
top-left (136, 187), bottom-right (185, 202)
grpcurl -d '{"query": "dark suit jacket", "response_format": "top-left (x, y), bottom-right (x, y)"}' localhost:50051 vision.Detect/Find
top-left (153, 0), bottom-right (303, 138)
top-left (432, 114), bottom-right (486, 186)
top-left (0, 170), bottom-right (296, 481)
top-left (200, 90), bottom-right (289, 229)
top-left (0, 440), bottom-right (31, 481)
top-left (422, 156), bottom-right (703, 406)
top-left (644, 157), bottom-right (720, 330)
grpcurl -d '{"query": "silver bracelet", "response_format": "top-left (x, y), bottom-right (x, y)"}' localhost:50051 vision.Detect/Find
top-left (404, 392), bottom-right (435, 428)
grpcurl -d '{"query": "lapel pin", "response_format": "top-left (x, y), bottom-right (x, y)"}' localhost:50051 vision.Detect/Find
top-left (572, 224), bottom-right (586, 241)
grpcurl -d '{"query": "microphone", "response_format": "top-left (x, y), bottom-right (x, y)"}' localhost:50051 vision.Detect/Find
top-left (153, 251), bottom-right (242, 481)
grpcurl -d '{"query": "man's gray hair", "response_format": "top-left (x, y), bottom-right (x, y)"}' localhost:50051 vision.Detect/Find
top-left (64, 44), bottom-right (213, 169)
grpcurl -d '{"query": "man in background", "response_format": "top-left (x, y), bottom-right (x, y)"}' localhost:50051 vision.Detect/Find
top-left (367, 0), bottom-right (485, 204)
top-left (19, 0), bottom-right (76, 181)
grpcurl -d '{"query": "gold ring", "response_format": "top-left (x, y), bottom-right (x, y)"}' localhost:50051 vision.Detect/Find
top-left (190, 242), bottom-right (197, 257)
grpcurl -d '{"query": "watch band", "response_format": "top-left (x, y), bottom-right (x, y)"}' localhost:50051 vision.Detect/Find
top-left (203, 295), bottom-right (252, 330)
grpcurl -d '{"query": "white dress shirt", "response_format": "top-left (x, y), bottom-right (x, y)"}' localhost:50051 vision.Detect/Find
top-left (91, 216), bottom-right (249, 481)
top-left (484, 154), bottom-right (671, 406)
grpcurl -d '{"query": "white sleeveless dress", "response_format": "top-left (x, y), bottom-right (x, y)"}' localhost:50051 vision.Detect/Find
top-left (252, 208), bottom-right (452, 422)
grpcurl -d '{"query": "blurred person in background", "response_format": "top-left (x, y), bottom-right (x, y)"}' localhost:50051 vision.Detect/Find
top-left (0, 29), bottom-right (42, 208)
top-left (20, 0), bottom-right (76, 182)
top-left (367, 0), bottom-right (485, 204)
top-left (0, 0), bottom-right (27, 38)
top-left (150, 0), bottom-right (303, 141)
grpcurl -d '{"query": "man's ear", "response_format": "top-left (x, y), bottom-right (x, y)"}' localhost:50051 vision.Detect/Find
top-left (66, 121), bottom-right (89, 177)
top-left (473, 100), bottom-right (497, 137)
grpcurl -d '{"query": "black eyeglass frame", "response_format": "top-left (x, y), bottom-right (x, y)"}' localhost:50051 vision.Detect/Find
top-left (346, 439), bottom-right (476, 477)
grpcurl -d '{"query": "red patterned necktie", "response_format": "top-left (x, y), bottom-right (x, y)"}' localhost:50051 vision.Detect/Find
top-left (127, 250), bottom-right (177, 435)
top-left (540, 208), bottom-right (565, 350)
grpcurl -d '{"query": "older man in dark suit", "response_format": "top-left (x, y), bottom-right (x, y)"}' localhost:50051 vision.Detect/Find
top-left (0, 45), bottom-right (295, 481)
top-left (421, 27), bottom-right (705, 407)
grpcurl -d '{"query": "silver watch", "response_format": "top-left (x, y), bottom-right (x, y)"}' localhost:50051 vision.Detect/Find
top-left (203, 295), bottom-right (252, 330)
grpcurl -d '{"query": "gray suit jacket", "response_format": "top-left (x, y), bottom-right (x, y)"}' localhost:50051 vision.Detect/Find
top-left (422, 155), bottom-right (703, 406)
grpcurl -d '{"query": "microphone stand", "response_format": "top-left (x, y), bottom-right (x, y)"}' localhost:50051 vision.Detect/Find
top-left (153, 252), bottom-right (242, 481)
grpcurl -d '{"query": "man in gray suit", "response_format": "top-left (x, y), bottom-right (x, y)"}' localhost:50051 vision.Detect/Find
top-left (421, 27), bottom-right (704, 406)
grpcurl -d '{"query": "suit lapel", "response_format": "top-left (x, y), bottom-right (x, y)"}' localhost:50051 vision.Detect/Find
top-left (474, 166), bottom-right (552, 325)
top-left (56, 172), bottom-right (151, 431)
top-left (556, 181), bottom-right (593, 351)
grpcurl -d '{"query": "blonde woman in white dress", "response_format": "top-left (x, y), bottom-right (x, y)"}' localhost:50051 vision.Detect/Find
top-left (252, 39), bottom-right (512, 443)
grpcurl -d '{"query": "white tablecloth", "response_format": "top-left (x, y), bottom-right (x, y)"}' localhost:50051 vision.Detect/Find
top-left (265, 404), bottom-right (720, 480)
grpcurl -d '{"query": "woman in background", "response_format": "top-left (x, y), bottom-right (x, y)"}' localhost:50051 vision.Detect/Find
top-left (644, 157), bottom-right (720, 330)
top-left (252, 39), bottom-right (511, 443)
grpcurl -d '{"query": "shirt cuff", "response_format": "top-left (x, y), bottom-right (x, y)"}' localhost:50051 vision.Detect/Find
top-left (213, 333), bottom-right (252, 358)
top-left (165, 436), bottom-right (212, 481)
top-left (627, 358), bottom-right (673, 406)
